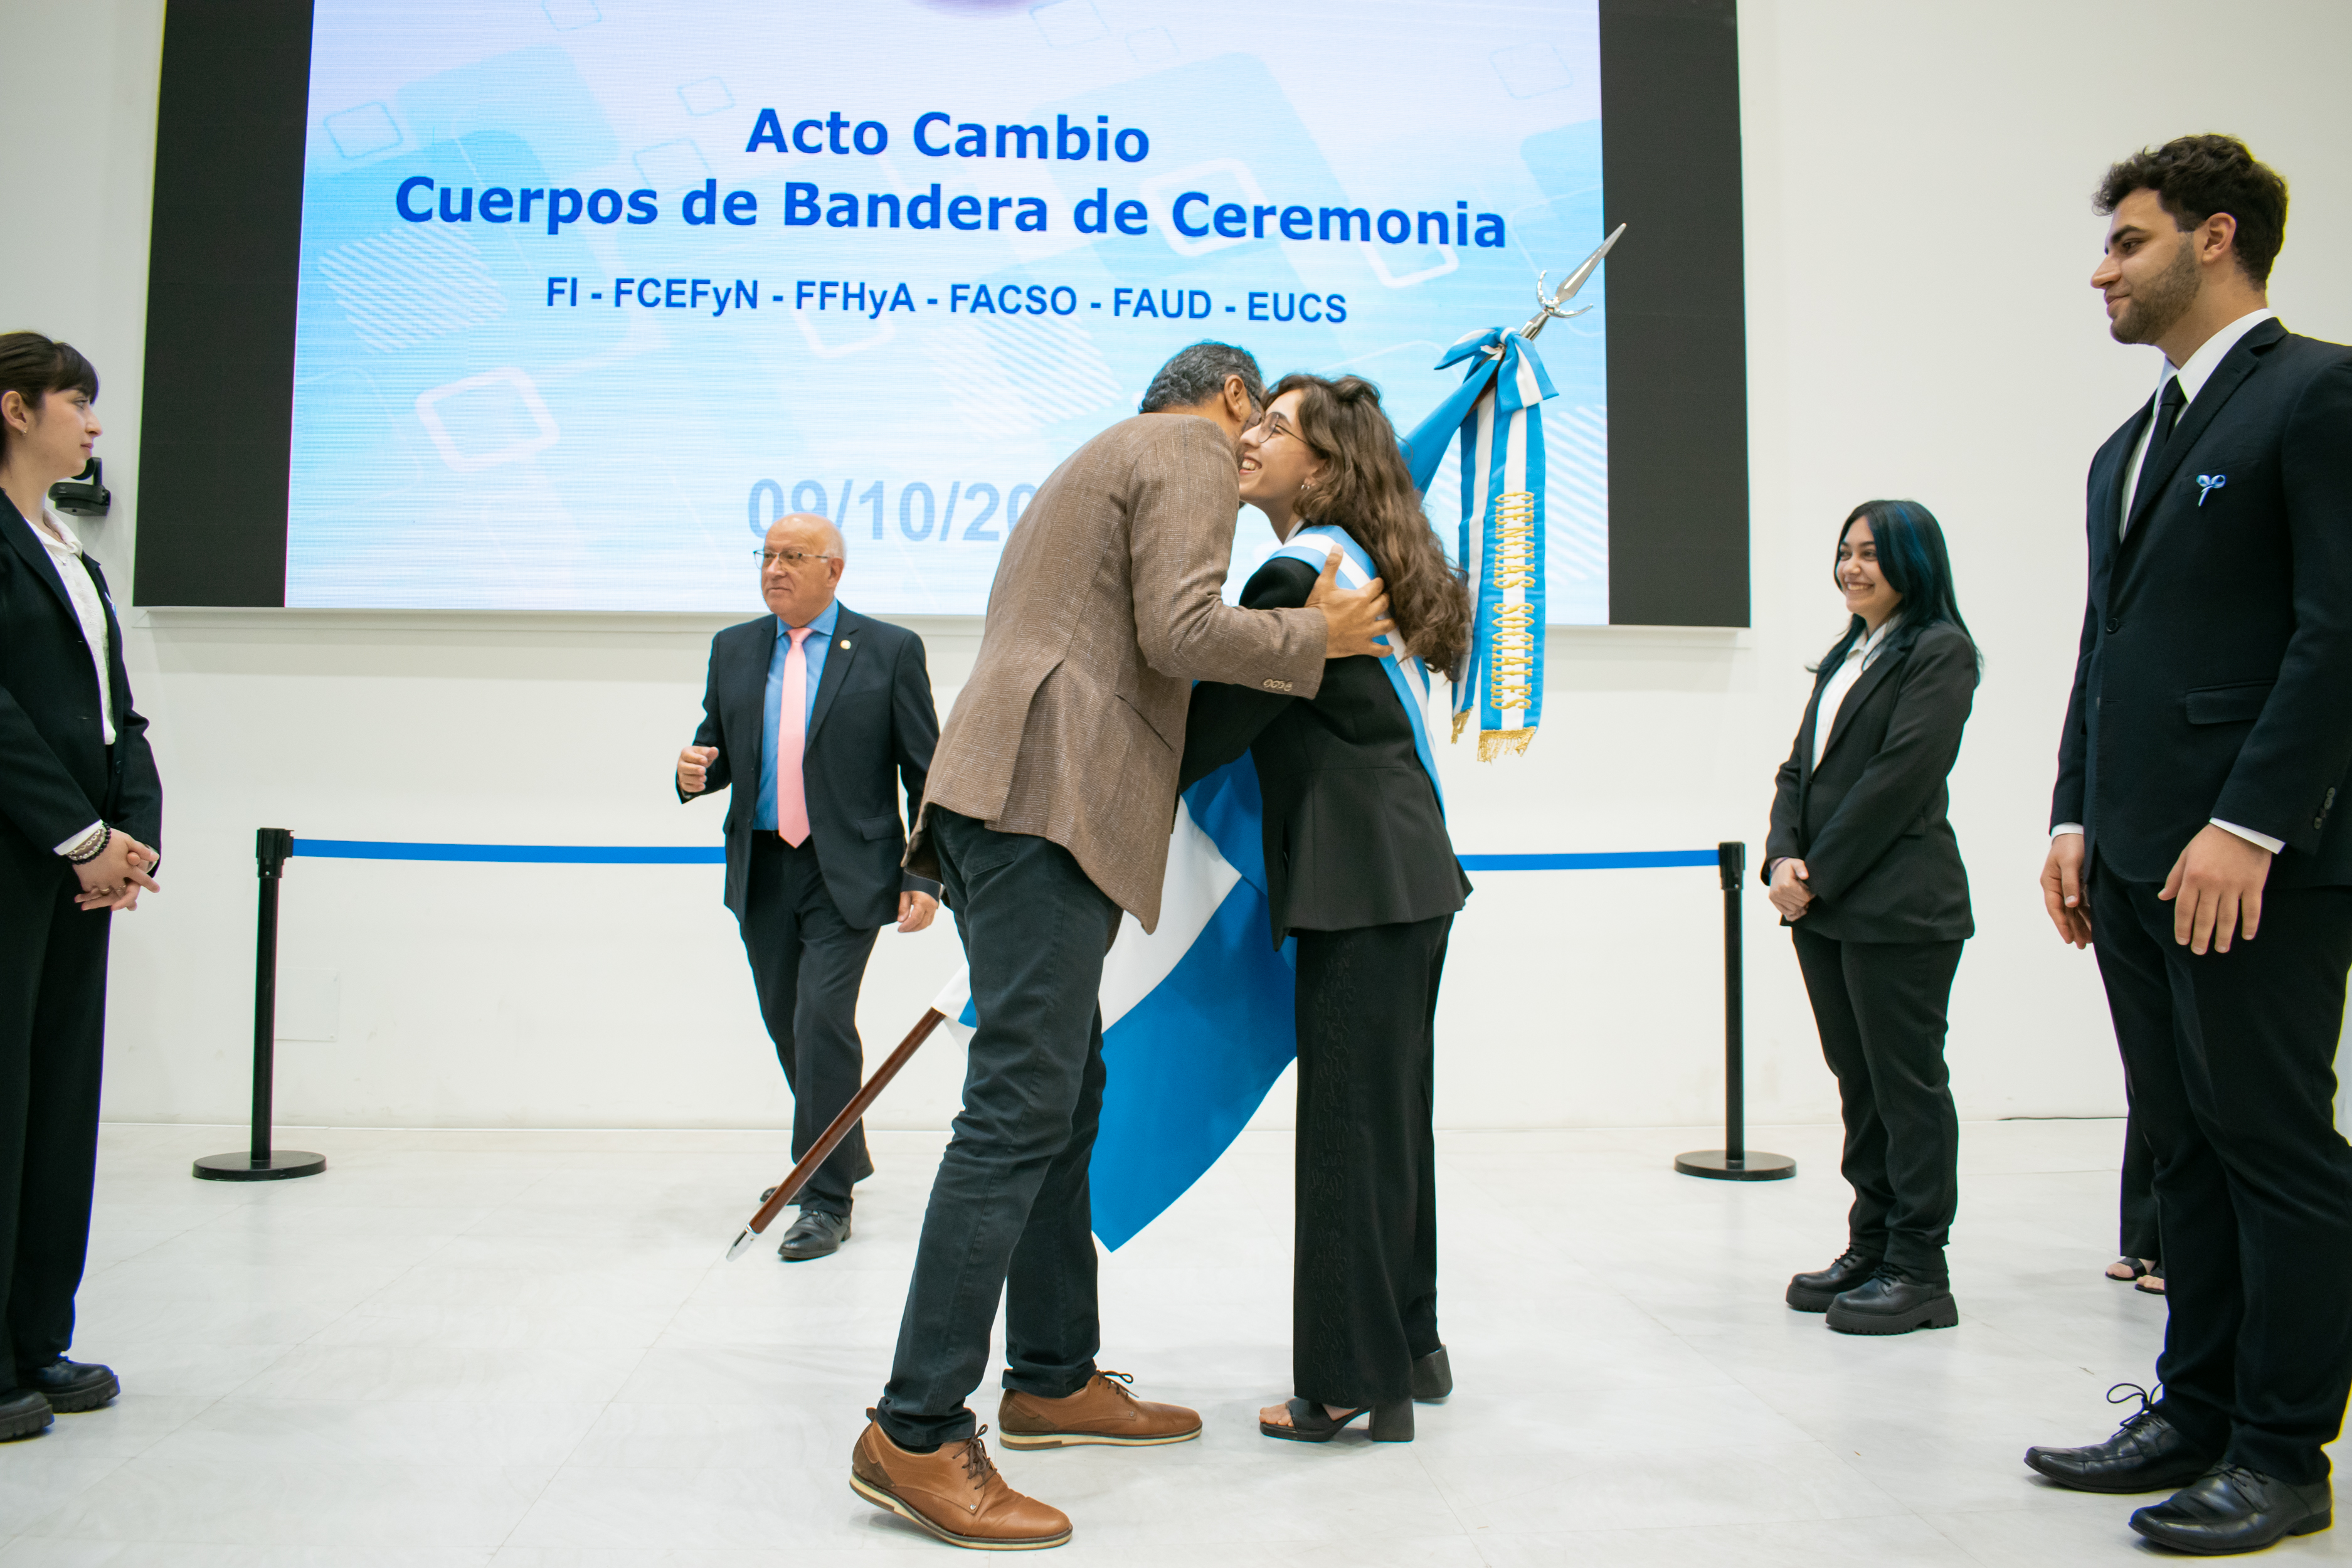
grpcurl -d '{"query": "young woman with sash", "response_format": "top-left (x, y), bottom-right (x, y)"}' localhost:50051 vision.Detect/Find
top-left (1178, 373), bottom-right (1471, 1443)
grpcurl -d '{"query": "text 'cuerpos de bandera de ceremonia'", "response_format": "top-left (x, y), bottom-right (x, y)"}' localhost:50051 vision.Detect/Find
top-left (390, 107), bottom-right (1518, 249)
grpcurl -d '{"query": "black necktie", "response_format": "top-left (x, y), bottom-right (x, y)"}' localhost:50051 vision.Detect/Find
top-left (2124, 377), bottom-right (2187, 538)
top-left (2145, 376), bottom-right (2188, 475)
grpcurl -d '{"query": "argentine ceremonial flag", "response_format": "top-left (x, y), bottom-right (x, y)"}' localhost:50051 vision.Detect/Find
top-left (928, 756), bottom-right (1296, 1250)
top-left (927, 526), bottom-right (1441, 1250)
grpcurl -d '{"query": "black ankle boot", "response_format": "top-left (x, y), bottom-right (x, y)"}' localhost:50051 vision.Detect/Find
top-left (1786, 1248), bottom-right (1880, 1312)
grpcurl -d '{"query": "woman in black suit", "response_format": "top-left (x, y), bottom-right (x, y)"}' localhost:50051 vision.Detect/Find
top-left (1767, 499), bottom-right (1978, 1337)
top-left (1179, 373), bottom-right (1470, 1444)
top-left (0, 334), bottom-right (159, 1441)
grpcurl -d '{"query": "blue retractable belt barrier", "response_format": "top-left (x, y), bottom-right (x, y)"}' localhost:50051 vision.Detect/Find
top-left (286, 839), bottom-right (1718, 871)
top-left (1458, 849), bottom-right (1717, 871)
top-left (292, 838), bottom-right (725, 864)
top-left (221, 832), bottom-right (1787, 1194)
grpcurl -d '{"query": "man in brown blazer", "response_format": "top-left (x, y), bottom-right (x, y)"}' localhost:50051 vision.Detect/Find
top-left (847, 342), bottom-right (1396, 1549)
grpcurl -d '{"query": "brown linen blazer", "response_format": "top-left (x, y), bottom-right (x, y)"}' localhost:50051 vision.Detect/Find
top-left (908, 413), bottom-right (1329, 930)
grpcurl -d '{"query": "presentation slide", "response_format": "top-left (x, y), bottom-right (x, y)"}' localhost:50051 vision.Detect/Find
top-left (285, 0), bottom-right (1606, 618)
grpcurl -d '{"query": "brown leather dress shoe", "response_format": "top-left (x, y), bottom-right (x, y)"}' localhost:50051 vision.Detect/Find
top-left (849, 1418), bottom-right (1071, 1550)
top-left (997, 1371), bottom-right (1202, 1449)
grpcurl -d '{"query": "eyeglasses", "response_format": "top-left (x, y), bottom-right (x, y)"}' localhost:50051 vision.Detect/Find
top-left (1251, 414), bottom-right (1313, 455)
top-left (755, 549), bottom-right (839, 569)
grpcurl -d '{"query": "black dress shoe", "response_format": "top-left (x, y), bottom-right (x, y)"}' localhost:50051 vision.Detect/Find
top-left (1787, 1248), bottom-right (1880, 1312)
top-left (1824, 1264), bottom-right (1957, 1335)
top-left (2025, 1385), bottom-right (2218, 1493)
top-left (15, 1359), bottom-right (118, 1413)
top-left (0, 1388), bottom-right (52, 1441)
top-left (1409, 1347), bottom-right (1452, 1402)
top-left (776, 1207), bottom-right (851, 1261)
top-left (2131, 1463), bottom-right (2333, 1554)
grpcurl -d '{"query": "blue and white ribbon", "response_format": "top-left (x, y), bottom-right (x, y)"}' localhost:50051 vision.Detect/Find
top-left (1399, 328), bottom-right (1557, 758)
top-left (1271, 522), bottom-right (1443, 810)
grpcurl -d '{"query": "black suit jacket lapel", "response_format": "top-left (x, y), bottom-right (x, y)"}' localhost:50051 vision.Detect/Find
top-left (1816, 624), bottom-right (1922, 769)
top-left (807, 606), bottom-right (865, 743)
top-left (2087, 411), bottom-right (2140, 598)
top-left (82, 554), bottom-right (130, 722)
top-left (2122, 317), bottom-right (2285, 541)
top-left (1791, 670), bottom-right (1833, 820)
top-left (729, 620), bottom-right (775, 817)
top-left (3, 501), bottom-right (79, 623)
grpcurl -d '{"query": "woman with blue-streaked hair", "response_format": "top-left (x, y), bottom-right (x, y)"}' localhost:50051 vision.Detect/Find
top-left (1765, 499), bottom-right (1979, 1336)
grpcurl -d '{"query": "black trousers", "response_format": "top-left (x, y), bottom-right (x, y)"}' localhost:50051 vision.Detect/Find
top-left (876, 811), bottom-right (1118, 1450)
top-left (0, 832), bottom-right (110, 1382)
top-left (1293, 915), bottom-right (1450, 1409)
top-left (2119, 1110), bottom-right (2162, 1264)
top-left (2090, 858), bottom-right (2352, 1484)
top-left (740, 835), bottom-right (878, 1216)
top-left (1790, 926), bottom-right (1964, 1283)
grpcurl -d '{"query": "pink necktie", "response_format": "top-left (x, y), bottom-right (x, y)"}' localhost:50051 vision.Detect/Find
top-left (775, 626), bottom-right (812, 846)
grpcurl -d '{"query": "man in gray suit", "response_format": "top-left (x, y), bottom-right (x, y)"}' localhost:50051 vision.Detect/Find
top-left (846, 343), bottom-right (1396, 1549)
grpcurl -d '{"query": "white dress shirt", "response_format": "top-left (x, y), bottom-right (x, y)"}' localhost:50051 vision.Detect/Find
top-left (1813, 614), bottom-right (1902, 771)
top-left (2057, 307), bottom-right (2284, 854)
top-left (25, 502), bottom-right (117, 855)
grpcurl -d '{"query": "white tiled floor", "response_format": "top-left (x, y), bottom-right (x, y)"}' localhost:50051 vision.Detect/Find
top-left (3, 1118), bottom-right (2344, 1564)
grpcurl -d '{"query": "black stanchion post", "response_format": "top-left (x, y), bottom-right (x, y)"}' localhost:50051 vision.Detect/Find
top-left (1675, 840), bottom-right (1795, 1182)
top-left (194, 830), bottom-right (326, 1182)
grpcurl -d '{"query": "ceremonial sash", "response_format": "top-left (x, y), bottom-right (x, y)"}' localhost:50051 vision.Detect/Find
top-left (1269, 522), bottom-right (1445, 811)
top-left (1398, 327), bottom-right (1558, 759)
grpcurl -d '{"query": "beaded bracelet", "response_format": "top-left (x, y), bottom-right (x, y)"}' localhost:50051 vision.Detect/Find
top-left (65, 824), bottom-right (111, 864)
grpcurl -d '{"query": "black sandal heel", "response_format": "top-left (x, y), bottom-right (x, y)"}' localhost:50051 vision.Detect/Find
top-left (1261, 1398), bottom-right (1367, 1442)
top-left (1259, 1398), bottom-right (1416, 1443)
top-left (1409, 1347), bottom-right (1452, 1402)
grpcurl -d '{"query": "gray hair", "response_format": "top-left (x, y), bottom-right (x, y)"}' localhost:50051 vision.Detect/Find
top-left (1138, 341), bottom-right (1264, 415)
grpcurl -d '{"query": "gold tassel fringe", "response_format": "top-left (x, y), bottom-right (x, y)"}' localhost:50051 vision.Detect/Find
top-left (1476, 728), bottom-right (1534, 761)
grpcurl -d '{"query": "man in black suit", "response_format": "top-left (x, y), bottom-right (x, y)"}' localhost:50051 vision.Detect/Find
top-left (2027, 135), bottom-right (2352, 1554)
top-left (677, 512), bottom-right (938, 1261)
top-left (1, 333), bottom-right (160, 1441)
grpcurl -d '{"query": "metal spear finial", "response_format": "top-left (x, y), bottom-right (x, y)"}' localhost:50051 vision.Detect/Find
top-left (1515, 222), bottom-right (1626, 341)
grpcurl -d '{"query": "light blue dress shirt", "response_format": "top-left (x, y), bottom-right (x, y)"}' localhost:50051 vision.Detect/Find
top-left (753, 598), bottom-right (840, 832)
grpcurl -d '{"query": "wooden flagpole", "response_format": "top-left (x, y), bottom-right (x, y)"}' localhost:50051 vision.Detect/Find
top-left (724, 1007), bottom-right (947, 1259)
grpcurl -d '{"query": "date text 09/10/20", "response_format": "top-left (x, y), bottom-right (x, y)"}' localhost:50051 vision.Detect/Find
top-left (544, 277), bottom-right (1347, 322)
top-left (753, 477), bottom-right (1037, 542)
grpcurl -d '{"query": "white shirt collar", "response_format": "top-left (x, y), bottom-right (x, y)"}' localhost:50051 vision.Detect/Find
top-left (778, 597), bottom-right (841, 637)
top-left (2165, 307), bottom-right (2276, 405)
top-left (1852, 612), bottom-right (1902, 662)
top-left (33, 501), bottom-right (86, 555)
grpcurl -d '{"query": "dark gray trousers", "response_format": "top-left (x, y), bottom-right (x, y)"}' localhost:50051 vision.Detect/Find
top-left (0, 832), bottom-right (109, 1382)
top-left (875, 811), bottom-right (1118, 1450)
top-left (1791, 926), bottom-right (1964, 1284)
top-left (1292, 915), bottom-right (1449, 1409)
top-left (739, 835), bottom-right (877, 1216)
top-left (2091, 861), bottom-right (2352, 1485)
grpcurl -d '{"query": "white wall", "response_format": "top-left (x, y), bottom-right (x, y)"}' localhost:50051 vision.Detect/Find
top-left (8, 1), bottom-right (2351, 1131)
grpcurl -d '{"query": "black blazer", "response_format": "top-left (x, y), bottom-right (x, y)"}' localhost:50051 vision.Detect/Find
top-left (2052, 319), bottom-right (2352, 887)
top-left (1177, 553), bottom-right (1468, 945)
top-left (0, 495), bottom-right (162, 864)
top-left (682, 604), bottom-right (938, 928)
top-left (1765, 618), bottom-right (1976, 943)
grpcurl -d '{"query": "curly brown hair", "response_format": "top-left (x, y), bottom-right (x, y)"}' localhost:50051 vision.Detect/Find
top-left (1269, 372), bottom-right (1471, 677)
top-left (2095, 134), bottom-right (2289, 287)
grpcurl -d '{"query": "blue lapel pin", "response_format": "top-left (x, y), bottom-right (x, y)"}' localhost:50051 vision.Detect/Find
top-left (2195, 474), bottom-right (2227, 507)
